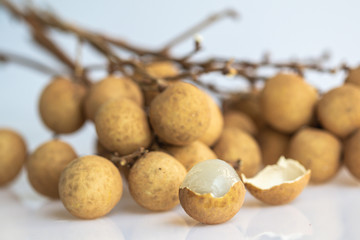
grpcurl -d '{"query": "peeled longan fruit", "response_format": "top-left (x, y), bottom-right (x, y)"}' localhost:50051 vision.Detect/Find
top-left (287, 127), bottom-right (341, 183)
top-left (163, 141), bottom-right (217, 171)
top-left (223, 111), bottom-right (257, 136)
top-left (0, 129), bottom-right (27, 186)
top-left (85, 75), bottom-right (143, 121)
top-left (26, 140), bottom-right (77, 199)
top-left (345, 66), bottom-right (360, 87)
top-left (258, 126), bottom-right (290, 166)
top-left (317, 84), bottom-right (360, 138)
top-left (213, 127), bottom-right (261, 177)
top-left (95, 98), bottom-right (152, 155)
top-left (59, 155), bottom-right (123, 219)
top-left (261, 73), bottom-right (318, 133)
top-left (344, 129), bottom-right (360, 180)
top-left (128, 151), bottom-right (186, 211)
top-left (150, 82), bottom-right (210, 146)
top-left (198, 94), bottom-right (224, 146)
top-left (39, 77), bottom-right (86, 134)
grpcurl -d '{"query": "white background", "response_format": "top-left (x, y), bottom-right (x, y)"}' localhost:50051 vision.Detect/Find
top-left (1, 0), bottom-right (360, 239)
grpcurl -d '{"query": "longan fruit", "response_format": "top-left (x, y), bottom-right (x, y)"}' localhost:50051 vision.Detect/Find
top-left (260, 73), bottom-right (318, 133)
top-left (344, 129), bottom-right (360, 180)
top-left (258, 126), bottom-right (290, 166)
top-left (150, 82), bottom-right (210, 146)
top-left (163, 141), bottom-right (217, 171)
top-left (223, 111), bottom-right (258, 136)
top-left (59, 155), bottom-right (123, 219)
top-left (198, 94), bottom-right (224, 146)
top-left (0, 129), bottom-right (27, 186)
top-left (95, 98), bottom-right (152, 155)
top-left (26, 140), bottom-right (77, 199)
top-left (317, 84), bottom-right (360, 138)
top-left (39, 77), bottom-right (86, 134)
top-left (128, 151), bottom-right (187, 211)
top-left (84, 75), bottom-right (143, 121)
top-left (345, 66), bottom-right (360, 87)
top-left (287, 127), bottom-right (341, 183)
top-left (213, 127), bottom-right (261, 177)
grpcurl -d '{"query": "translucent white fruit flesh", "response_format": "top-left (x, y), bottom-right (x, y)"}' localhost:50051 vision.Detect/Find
top-left (180, 159), bottom-right (240, 198)
top-left (242, 156), bottom-right (309, 189)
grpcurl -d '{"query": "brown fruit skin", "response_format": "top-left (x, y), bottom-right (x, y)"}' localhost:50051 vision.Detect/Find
top-left (39, 77), bottom-right (86, 134)
top-left (223, 111), bottom-right (258, 136)
top-left (243, 171), bottom-right (310, 205)
top-left (59, 155), bottom-right (123, 219)
top-left (258, 126), bottom-right (290, 166)
top-left (27, 140), bottom-right (77, 199)
top-left (317, 84), bottom-right (360, 138)
top-left (287, 127), bottom-right (341, 183)
top-left (163, 141), bottom-right (217, 171)
top-left (0, 129), bottom-right (27, 186)
top-left (179, 181), bottom-right (245, 224)
top-left (213, 127), bottom-right (261, 177)
top-left (345, 66), bottom-right (360, 87)
top-left (198, 94), bottom-right (224, 147)
top-left (128, 151), bottom-right (187, 211)
top-left (150, 82), bottom-right (210, 146)
top-left (85, 76), bottom-right (143, 121)
top-left (95, 98), bottom-right (152, 156)
top-left (344, 129), bottom-right (360, 180)
top-left (260, 73), bottom-right (318, 133)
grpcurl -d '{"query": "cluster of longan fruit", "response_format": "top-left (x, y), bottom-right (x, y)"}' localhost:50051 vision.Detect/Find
top-left (1, 61), bottom-right (360, 224)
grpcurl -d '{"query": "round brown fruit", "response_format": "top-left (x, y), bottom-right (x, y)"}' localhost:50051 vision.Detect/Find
top-left (287, 127), bottom-right (341, 183)
top-left (260, 73), bottom-right (318, 133)
top-left (59, 155), bottom-right (123, 219)
top-left (150, 82), bottom-right (210, 146)
top-left (223, 111), bottom-right (257, 136)
top-left (0, 129), bottom-right (27, 186)
top-left (128, 151), bottom-right (187, 211)
top-left (95, 98), bottom-right (152, 156)
top-left (84, 75), bottom-right (143, 121)
top-left (213, 127), bottom-right (261, 177)
top-left (27, 140), bottom-right (77, 199)
top-left (344, 129), bottom-right (360, 180)
top-left (345, 66), bottom-right (360, 87)
top-left (317, 84), bottom-right (360, 138)
top-left (39, 76), bottom-right (86, 134)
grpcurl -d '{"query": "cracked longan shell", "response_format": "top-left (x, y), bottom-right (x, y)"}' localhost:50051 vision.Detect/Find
top-left (163, 141), bottom-right (217, 171)
top-left (95, 98), bottom-right (152, 156)
top-left (213, 127), bottom-right (261, 177)
top-left (179, 181), bottom-right (245, 225)
top-left (261, 73), bottom-right (318, 133)
top-left (128, 151), bottom-right (187, 211)
top-left (344, 129), bottom-right (360, 180)
top-left (84, 75), bottom-right (143, 121)
top-left (27, 140), bottom-right (77, 199)
top-left (317, 84), bottom-right (360, 138)
top-left (287, 127), bottom-right (341, 183)
top-left (223, 111), bottom-right (257, 136)
top-left (59, 155), bottom-right (123, 219)
top-left (150, 82), bottom-right (210, 146)
top-left (39, 77), bottom-right (86, 134)
top-left (0, 129), bottom-right (27, 186)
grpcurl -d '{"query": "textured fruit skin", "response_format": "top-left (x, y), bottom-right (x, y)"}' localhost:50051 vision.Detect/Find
top-left (150, 82), bottom-right (210, 146)
top-left (0, 129), bottom-right (27, 186)
top-left (261, 73), bottom-right (317, 133)
top-left (213, 127), bottom-right (261, 177)
top-left (179, 181), bottom-right (245, 224)
top-left (163, 141), bottom-right (217, 171)
top-left (243, 171), bottom-right (310, 205)
top-left (95, 98), bottom-right (152, 155)
top-left (344, 129), bottom-right (360, 180)
top-left (39, 77), bottom-right (86, 134)
top-left (223, 111), bottom-right (257, 136)
top-left (287, 128), bottom-right (341, 183)
top-left (128, 151), bottom-right (187, 211)
top-left (317, 84), bottom-right (360, 138)
top-left (198, 94), bottom-right (224, 147)
top-left (85, 76), bottom-right (143, 121)
top-left (345, 66), bottom-right (360, 87)
top-left (27, 140), bottom-right (77, 199)
top-left (59, 155), bottom-right (123, 219)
